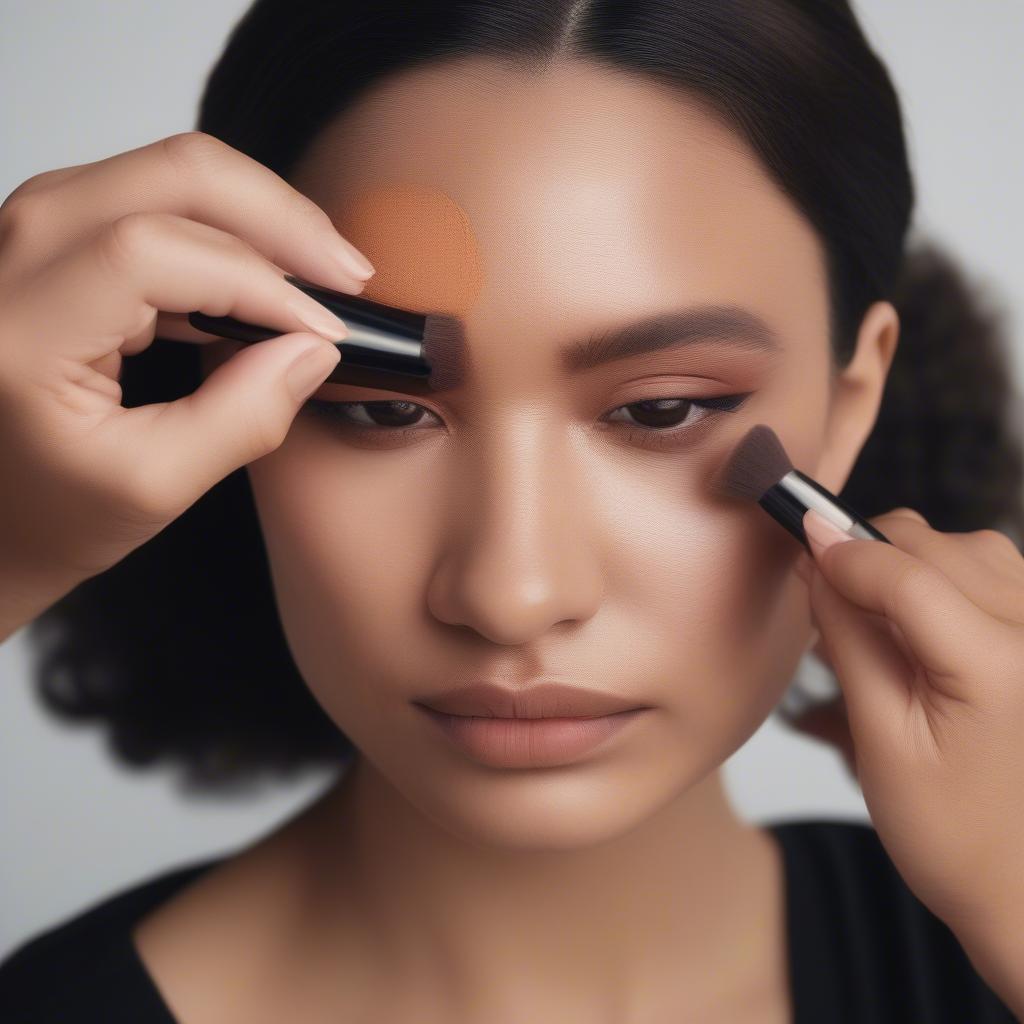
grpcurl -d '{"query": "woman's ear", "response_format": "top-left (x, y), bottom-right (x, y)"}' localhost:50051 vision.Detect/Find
top-left (814, 299), bottom-right (900, 493)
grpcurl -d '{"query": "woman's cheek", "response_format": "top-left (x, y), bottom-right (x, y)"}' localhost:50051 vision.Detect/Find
top-left (588, 430), bottom-right (811, 726)
top-left (245, 436), bottom-right (446, 691)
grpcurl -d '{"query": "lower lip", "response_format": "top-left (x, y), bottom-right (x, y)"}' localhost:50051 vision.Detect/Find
top-left (415, 704), bottom-right (649, 768)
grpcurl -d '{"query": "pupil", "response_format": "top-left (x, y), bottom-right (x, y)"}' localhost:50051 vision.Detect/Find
top-left (628, 398), bottom-right (691, 428)
top-left (364, 401), bottom-right (422, 427)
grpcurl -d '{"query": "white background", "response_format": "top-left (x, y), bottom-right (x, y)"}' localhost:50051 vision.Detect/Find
top-left (1, 0), bottom-right (1022, 961)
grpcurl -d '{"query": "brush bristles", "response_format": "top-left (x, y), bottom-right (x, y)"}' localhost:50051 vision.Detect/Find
top-left (714, 424), bottom-right (793, 502)
top-left (422, 313), bottom-right (465, 392)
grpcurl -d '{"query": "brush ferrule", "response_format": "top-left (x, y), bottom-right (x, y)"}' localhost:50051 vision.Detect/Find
top-left (762, 470), bottom-right (889, 549)
top-left (336, 330), bottom-right (429, 377)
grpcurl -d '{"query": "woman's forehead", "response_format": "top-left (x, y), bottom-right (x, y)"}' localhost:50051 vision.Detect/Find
top-left (288, 58), bottom-right (827, 369)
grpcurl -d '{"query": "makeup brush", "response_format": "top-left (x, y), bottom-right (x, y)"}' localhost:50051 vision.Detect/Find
top-left (188, 273), bottom-right (463, 396)
top-left (712, 423), bottom-right (892, 551)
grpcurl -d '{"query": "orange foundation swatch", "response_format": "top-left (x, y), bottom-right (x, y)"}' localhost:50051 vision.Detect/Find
top-left (334, 183), bottom-right (485, 318)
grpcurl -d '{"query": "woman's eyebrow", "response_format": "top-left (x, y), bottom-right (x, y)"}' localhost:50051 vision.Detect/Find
top-left (561, 306), bottom-right (781, 373)
top-left (418, 305), bottom-right (780, 394)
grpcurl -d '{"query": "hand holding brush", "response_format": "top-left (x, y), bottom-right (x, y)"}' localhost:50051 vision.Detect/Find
top-left (715, 424), bottom-right (1024, 1002)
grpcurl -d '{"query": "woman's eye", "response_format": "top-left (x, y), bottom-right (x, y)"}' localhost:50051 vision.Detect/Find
top-left (604, 394), bottom-right (751, 451)
top-left (302, 393), bottom-right (751, 451)
top-left (317, 400), bottom-right (434, 429)
top-left (301, 399), bottom-right (441, 448)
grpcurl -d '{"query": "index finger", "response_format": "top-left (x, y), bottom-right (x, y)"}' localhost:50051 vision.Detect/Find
top-left (8, 132), bottom-right (375, 291)
top-left (867, 514), bottom-right (1024, 626)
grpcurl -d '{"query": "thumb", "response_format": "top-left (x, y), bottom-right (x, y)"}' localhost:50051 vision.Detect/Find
top-left (806, 562), bottom-right (911, 736)
top-left (139, 332), bottom-right (340, 503)
top-left (806, 509), bottom-right (999, 704)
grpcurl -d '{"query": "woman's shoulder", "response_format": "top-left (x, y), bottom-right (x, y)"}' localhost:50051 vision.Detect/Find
top-left (762, 816), bottom-right (1017, 1022)
top-left (0, 855), bottom-right (225, 1022)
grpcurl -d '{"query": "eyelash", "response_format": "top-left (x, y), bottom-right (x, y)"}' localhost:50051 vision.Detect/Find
top-left (302, 392), bottom-right (752, 452)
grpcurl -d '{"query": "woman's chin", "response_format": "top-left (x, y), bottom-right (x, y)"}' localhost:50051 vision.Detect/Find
top-left (387, 754), bottom-right (694, 853)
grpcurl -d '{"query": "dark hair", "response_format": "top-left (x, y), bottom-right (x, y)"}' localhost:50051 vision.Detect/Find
top-left (26, 0), bottom-right (1024, 793)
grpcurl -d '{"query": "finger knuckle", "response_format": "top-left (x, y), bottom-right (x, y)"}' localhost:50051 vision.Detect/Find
top-left (292, 193), bottom-right (335, 234)
top-left (2, 170), bottom-right (61, 210)
top-left (177, 215), bottom-right (260, 269)
top-left (0, 189), bottom-right (49, 248)
top-left (0, 174), bottom-right (79, 267)
top-left (119, 461), bottom-right (181, 525)
top-left (972, 528), bottom-right (1021, 558)
top-left (102, 212), bottom-right (168, 273)
top-left (241, 403), bottom-right (290, 458)
top-left (885, 506), bottom-right (927, 525)
top-left (160, 131), bottom-right (226, 178)
top-left (218, 228), bottom-right (264, 265)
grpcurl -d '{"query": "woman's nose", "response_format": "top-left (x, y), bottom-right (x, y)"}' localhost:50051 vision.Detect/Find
top-left (426, 440), bottom-right (604, 645)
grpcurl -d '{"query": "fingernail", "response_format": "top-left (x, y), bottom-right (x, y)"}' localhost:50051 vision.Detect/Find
top-left (287, 343), bottom-right (341, 402)
top-left (804, 508), bottom-right (854, 558)
top-left (327, 237), bottom-right (375, 280)
top-left (288, 298), bottom-right (349, 341)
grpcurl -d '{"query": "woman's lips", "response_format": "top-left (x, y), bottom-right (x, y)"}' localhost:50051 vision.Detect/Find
top-left (414, 680), bottom-right (646, 719)
top-left (415, 705), bottom-right (649, 768)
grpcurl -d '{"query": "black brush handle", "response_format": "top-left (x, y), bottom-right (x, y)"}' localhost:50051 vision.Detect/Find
top-left (187, 274), bottom-right (431, 382)
top-left (761, 469), bottom-right (891, 551)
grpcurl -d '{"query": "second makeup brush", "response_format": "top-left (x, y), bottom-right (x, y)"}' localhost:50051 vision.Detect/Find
top-left (712, 423), bottom-right (892, 550)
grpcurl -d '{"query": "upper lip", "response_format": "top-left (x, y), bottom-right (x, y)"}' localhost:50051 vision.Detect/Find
top-left (415, 681), bottom-right (647, 719)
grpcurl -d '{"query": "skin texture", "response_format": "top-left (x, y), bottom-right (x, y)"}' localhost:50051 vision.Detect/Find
top-left (136, 57), bottom-right (898, 1022)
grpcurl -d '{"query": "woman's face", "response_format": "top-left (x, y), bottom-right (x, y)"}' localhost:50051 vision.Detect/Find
top-left (202, 58), bottom-right (888, 850)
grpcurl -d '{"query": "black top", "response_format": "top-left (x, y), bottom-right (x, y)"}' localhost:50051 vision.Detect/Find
top-left (0, 819), bottom-right (1016, 1023)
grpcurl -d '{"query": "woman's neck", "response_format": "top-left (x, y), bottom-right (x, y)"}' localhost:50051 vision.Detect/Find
top-left (278, 756), bottom-right (787, 1021)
